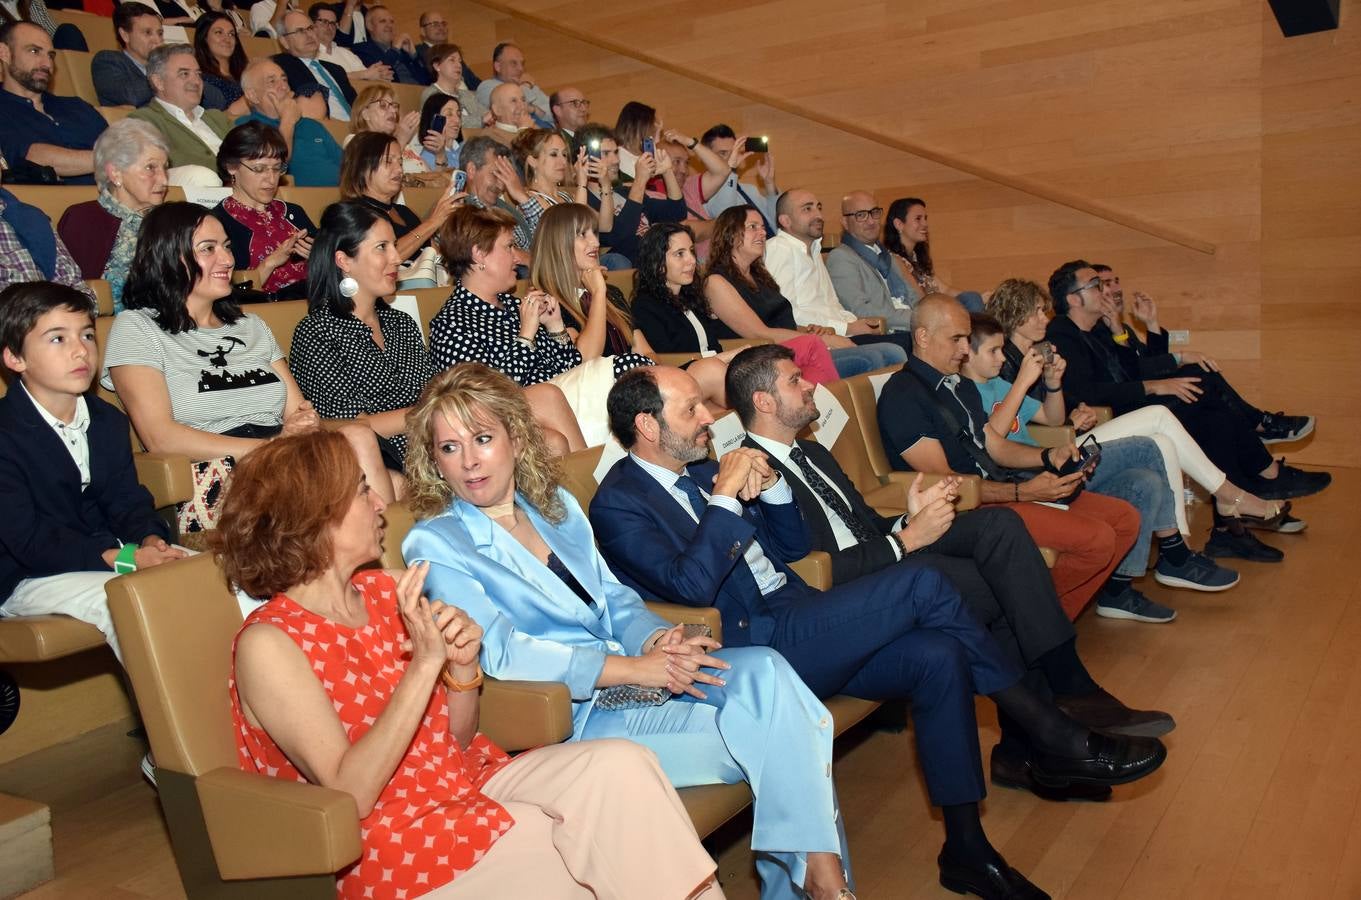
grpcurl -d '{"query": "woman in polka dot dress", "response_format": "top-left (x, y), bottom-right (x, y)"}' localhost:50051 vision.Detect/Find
top-left (218, 431), bottom-right (724, 899)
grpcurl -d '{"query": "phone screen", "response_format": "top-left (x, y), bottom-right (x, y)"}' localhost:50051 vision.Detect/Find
top-left (451, 170), bottom-right (467, 193)
top-left (744, 136), bottom-right (768, 153)
top-left (588, 139), bottom-right (602, 160)
top-left (429, 114), bottom-right (447, 135)
top-left (642, 137), bottom-right (655, 156)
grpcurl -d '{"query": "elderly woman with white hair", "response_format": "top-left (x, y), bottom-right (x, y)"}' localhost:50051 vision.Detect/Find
top-left (58, 119), bottom-right (171, 313)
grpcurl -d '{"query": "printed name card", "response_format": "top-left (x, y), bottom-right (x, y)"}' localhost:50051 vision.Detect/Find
top-left (181, 186), bottom-right (232, 209)
top-left (708, 412), bottom-right (748, 458)
top-left (592, 438), bottom-right (629, 484)
top-left (808, 385), bottom-right (848, 447)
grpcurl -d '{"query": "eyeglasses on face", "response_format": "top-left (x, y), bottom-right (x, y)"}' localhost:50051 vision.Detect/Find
top-left (1072, 277), bottom-right (1102, 296)
top-left (560, 98), bottom-right (590, 108)
top-left (238, 160), bottom-right (284, 176)
top-left (844, 206), bottom-right (883, 223)
top-left (281, 23), bottom-right (315, 36)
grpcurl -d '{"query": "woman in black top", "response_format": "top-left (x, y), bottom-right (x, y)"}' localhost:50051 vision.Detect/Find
top-left (338, 132), bottom-right (460, 263)
top-left (288, 202), bottom-right (436, 475)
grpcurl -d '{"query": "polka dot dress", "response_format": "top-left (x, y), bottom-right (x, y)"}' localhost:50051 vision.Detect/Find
top-left (229, 571), bottom-right (514, 899)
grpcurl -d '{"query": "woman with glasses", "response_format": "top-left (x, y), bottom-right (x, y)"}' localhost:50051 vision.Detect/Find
top-left (420, 42), bottom-right (488, 131)
top-left (193, 11), bottom-right (250, 117)
top-left (210, 122), bottom-right (316, 301)
top-left (348, 85), bottom-right (427, 174)
top-left (883, 197), bottom-right (985, 313)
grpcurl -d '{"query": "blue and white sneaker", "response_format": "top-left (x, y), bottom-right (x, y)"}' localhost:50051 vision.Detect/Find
top-left (1096, 587), bottom-right (1177, 623)
top-left (1154, 552), bottom-right (1240, 592)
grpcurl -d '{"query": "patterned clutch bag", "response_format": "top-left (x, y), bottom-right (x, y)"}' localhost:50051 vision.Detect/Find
top-left (593, 623), bottom-right (714, 710)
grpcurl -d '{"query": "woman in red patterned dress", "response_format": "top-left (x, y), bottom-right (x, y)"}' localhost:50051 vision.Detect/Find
top-left (216, 430), bottom-right (723, 899)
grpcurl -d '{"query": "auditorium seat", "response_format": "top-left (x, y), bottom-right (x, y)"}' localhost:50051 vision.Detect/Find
top-left (7, 185), bottom-right (189, 226)
top-left (51, 10), bottom-right (119, 56)
top-left (52, 49), bottom-right (99, 106)
top-left (350, 78), bottom-right (424, 116)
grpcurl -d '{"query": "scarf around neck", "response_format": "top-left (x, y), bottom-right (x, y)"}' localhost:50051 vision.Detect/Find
top-left (838, 232), bottom-right (910, 302)
top-left (97, 191), bottom-right (143, 313)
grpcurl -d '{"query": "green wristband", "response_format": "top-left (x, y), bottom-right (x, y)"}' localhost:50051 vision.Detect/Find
top-left (113, 543), bottom-right (138, 575)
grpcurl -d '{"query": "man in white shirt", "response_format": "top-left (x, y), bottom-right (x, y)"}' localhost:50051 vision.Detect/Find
top-left (764, 189), bottom-right (885, 337)
top-left (128, 44), bottom-right (230, 185)
top-left (488, 81), bottom-right (533, 139)
top-left (306, 4), bottom-right (387, 77)
top-left (473, 42), bottom-right (552, 128)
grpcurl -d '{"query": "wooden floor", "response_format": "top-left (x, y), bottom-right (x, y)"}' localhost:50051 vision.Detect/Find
top-left (4, 465), bottom-right (1357, 899)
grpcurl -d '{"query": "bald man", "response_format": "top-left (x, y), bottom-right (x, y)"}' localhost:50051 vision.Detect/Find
top-left (877, 294), bottom-right (1146, 619)
top-left (238, 58), bottom-right (342, 186)
top-left (273, 10), bottom-right (356, 120)
top-left (825, 189), bottom-right (914, 332)
top-left (488, 81), bottom-right (534, 137)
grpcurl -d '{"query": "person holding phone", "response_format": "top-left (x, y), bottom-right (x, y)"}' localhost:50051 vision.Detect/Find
top-left (575, 122), bottom-right (686, 266)
top-left (211, 121), bottom-right (318, 300)
top-left (413, 92), bottom-right (463, 172)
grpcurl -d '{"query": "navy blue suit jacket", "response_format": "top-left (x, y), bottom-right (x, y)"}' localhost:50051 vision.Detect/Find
top-left (590, 456), bottom-right (813, 647)
top-left (0, 386), bottom-right (168, 602)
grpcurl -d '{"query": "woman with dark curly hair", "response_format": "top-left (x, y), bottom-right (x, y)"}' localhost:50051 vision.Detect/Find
top-left (219, 429), bottom-right (721, 900)
top-left (631, 222), bottom-right (840, 385)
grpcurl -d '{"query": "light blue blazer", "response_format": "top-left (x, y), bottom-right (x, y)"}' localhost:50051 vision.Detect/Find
top-left (402, 488), bottom-right (671, 740)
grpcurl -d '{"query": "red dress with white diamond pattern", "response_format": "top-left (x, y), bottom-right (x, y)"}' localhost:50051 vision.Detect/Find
top-left (229, 570), bottom-right (515, 900)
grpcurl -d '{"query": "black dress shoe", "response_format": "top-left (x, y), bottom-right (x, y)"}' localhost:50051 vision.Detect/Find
top-left (1030, 732), bottom-right (1166, 788)
top-left (1054, 688), bottom-right (1176, 738)
top-left (1247, 459), bottom-right (1332, 499)
top-left (1205, 521), bottom-right (1284, 563)
top-left (990, 744), bottom-right (1112, 803)
top-left (938, 847), bottom-right (1050, 900)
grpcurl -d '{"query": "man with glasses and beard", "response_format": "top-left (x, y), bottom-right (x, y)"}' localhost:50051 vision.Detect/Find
top-left (826, 189), bottom-right (914, 332)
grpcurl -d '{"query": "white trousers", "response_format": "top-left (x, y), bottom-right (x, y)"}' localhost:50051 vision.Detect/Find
top-left (1088, 405), bottom-right (1228, 535)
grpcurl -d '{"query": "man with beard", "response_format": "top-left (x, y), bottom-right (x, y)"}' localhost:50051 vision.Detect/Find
top-left (0, 22), bottom-right (107, 185)
top-left (589, 363), bottom-right (1168, 900)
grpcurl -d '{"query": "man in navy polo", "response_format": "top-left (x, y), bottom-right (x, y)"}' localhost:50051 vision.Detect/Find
top-left (0, 22), bottom-right (107, 186)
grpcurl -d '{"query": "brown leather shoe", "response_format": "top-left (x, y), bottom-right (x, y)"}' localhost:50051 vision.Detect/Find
top-left (1055, 689), bottom-right (1175, 738)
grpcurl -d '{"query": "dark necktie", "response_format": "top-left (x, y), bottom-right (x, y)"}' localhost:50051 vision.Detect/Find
top-left (674, 474), bottom-right (709, 519)
top-left (787, 446), bottom-right (879, 545)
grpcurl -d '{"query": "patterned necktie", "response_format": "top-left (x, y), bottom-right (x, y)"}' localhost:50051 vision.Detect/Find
top-left (787, 446), bottom-right (879, 545)
top-left (674, 474), bottom-right (708, 519)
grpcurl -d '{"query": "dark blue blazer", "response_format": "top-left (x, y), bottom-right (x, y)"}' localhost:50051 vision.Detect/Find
top-left (0, 386), bottom-right (168, 602)
top-left (590, 456), bottom-right (813, 647)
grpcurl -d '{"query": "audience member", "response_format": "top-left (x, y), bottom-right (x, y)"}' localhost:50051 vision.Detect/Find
top-left (0, 281), bottom-right (186, 662)
top-left (0, 0), bottom-right (88, 50)
top-left (289, 200), bottom-right (435, 472)
top-left (878, 295), bottom-right (1141, 618)
top-left (487, 81), bottom-right (536, 140)
top-left (274, 9), bottom-right (355, 121)
top-left (513, 127), bottom-right (590, 221)
top-left (57, 120), bottom-right (170, 312)
top-left (221, 428), bottom-right (721, 900)
top-left (238, 57), bottom-right (342, 185)
top-left (689, 124), bottom-right (778, 231)
top-left (351, 5), bottom-right (426, 85)
top-left (91, 2), bottom-right (164, 108)
top-left (412, 9), bottom-right (444, 69)
top-left (548, 86), bottom-right (589, 148)
top-left (727, 343), bottom-right (1174, 780)
top-left (0, 155), bottom-right (94, 300)
top-left (211, 121), bottom-right (315, 299)
top-left (703, 206), bottom-right (900, 377)
top-left (151, 0), bottom-right (203, 27)
top-left (825, 190), bottom-right (914, 331)
top-left (306, 2), bottom-right (373, 76)
top-left (473, 41), bottom-right (551, 127)
top-left (612, 100), bottom-right (664, 179)
top-left (576, 122), bottom-right (685, 265)
top-left (347, 84), bottom-right (427, 170)
top-left (1045, 260), bottom-right (1330, 502)
top-left (102, 202), bottom-right (396, 534)
top-left (420, 41), bottom-right (486, 130)
top-left (459, 134), bottom-right (541, 256)
top-left (654, 126), bottom-right (728, 251)
top-left (338, 132), bottom-right (456, 263)
top-left (968, 300), bottom-right (1298, 566)
top-left (630, 222), bottom-right (840, 384)
top-left (193, 11), bottom-right (249, 116)
top-left (763, 188), bottom-right (902, 347)
top-left (0, 22), bottom-right (107, 186)
top-left (593, 364), bottom-right (1167, 898)
top-left (413, 91), bottom-right (461, 171)
top-left (883, 197), bottom-right (985, 312)
top-left (129, 43), bottom-right (233, 183)
top-left (401, 363), bottom-right (852, 900)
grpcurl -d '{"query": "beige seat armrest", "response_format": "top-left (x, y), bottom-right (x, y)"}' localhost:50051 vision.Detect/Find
top-left (1029, 424), bottom-right (1076, 447)
top-left (863, 316), bottom-right (887, 333)
top-left (718, 338), bottom-right (768, 352)
top-left (134, 452), bottom-right (195, 508)
top-left (644, 601), bottom-right (723, 643)
top-left (1090, 406), bottom-right (1114, 425)
top-left (480, 679), bottom-right (573, 751)
top-left (788, 551), bottom-right (832, 590)
top-left (195, 767), bottom-right (361, 880)
top-left (653, 352), bottom-right (700, 368)
top-left (879, 471), bottom-right (981, 511)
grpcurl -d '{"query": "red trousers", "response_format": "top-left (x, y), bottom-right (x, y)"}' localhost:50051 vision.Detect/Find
top-left (993, 492), bottom-right (1140, 620)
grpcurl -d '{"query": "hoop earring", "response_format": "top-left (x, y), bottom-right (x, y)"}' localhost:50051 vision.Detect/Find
top-left (338, 275), bottom-right (359, 298)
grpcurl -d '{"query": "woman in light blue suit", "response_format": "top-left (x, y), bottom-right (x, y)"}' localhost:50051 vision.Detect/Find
top-left (401, 363), bottom-right (856, 900)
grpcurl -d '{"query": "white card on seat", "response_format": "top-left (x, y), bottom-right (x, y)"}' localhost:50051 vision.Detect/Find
top-left (809, 384), bottom-right (848, 447)
top-left (870, 372), bottom-right (892, 400)
top-left (709, 412), bottom-right (747, 458)
top-left (592, 438), bottom-right (629, 484)
top-left (389, 294), bottom-right (424, 342)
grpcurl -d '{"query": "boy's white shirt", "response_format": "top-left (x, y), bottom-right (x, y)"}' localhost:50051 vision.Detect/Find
top-left (20, 380), bottom-right (91, 488)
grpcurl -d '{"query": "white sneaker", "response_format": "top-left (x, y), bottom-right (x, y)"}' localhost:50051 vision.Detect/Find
top-left (140, 752), bottom-right (157, 788)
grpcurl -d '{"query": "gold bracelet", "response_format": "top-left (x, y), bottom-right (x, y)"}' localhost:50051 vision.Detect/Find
top-left (440, 665), bottom-right (484, 692)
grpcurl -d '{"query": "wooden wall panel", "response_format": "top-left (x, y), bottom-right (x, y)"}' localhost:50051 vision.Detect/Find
top-left (384, 0), bottom-right (1359, 467)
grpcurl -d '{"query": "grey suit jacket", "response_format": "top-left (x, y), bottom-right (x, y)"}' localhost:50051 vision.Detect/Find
top-left (825, 244), bottom-right (914, 332)
top-left (91, 50), bottom-right (153, 108)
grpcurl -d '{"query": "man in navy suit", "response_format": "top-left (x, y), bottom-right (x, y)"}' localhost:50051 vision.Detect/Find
top-left (0, 282), bottom-right (185, 661)
top-left (594, 365), bottom-right (1167, 898)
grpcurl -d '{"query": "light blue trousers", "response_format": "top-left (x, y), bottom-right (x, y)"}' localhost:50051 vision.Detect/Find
top-left (1087, 435), bottom-right (1178, 577)
top-left (578, 645), bottom-right (853, 898)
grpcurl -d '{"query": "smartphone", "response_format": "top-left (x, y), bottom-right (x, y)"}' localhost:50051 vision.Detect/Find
top-left (1077, 436), bottom-right (1102, 477)
top-left (587, 139), bottom-right (602, 160)
top-left (450, 170), bottom-right (467, 193)
top-left (429, 113), bottom-right (447, 135)
top-left (641, 136), bottom-right (655, 157)
top-left (1036, 340), bottom-right (1055, 364)
top-left (744, 136), bottom-right (768, 153)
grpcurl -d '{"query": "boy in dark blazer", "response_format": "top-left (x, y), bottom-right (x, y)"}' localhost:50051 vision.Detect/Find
top-left (0, 282), bottom-right (185, 660)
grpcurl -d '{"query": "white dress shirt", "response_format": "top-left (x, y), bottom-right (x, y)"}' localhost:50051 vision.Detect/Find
top-left (22, 382), bottom-right (91, 488)
top-left (763, 230), bottom-right (856, 334)
top-left (301, 57), bottom-right (351, 120)
top-left (316, 41), bottom-right (365, 72)
top-left (154, 98), bottom-right (224, 153)
top-left (629, 453), bottom-right (790, 595)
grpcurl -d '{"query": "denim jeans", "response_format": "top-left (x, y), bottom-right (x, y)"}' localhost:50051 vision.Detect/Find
top-left (1086, 435), bottom-right (1177, 577)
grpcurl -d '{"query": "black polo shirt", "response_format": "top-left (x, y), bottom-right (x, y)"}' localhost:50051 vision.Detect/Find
top-left (0, 89), bottom-right (107, 186)
top-left (877, 353), bottom-right (993, 476)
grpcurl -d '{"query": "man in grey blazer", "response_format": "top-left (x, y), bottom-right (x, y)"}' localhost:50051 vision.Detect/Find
top-left (90, 2), bottom-right (163, 108)
top-left (825, 189), bottom-right (916, 332)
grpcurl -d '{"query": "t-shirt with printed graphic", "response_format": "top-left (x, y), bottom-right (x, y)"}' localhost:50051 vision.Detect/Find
top-left (974, 375), bottom-right (1042, 447)
top-left (101, 309), bottom-right (288, 435)
top-left (230, 570), bottom-right (515, 900)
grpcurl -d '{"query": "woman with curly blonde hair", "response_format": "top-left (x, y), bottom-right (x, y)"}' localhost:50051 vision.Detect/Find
top-left (400, 362), bottom-right (856, 900)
